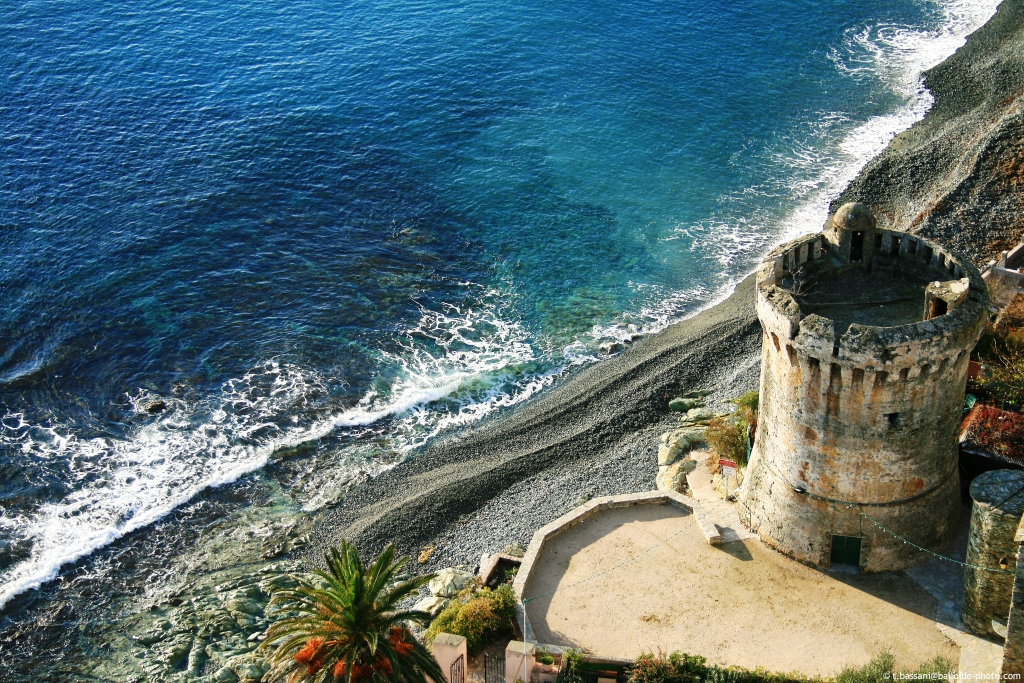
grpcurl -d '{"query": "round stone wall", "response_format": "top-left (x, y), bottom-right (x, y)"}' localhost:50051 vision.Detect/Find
top-left (962, 469), bottom-right (1024, 639)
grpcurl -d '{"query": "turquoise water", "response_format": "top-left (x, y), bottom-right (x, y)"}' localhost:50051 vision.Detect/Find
top-left (0, 0), bottom-right (997, 630)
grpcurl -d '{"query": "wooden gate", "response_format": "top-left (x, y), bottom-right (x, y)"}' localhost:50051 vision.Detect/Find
top-left (484, 653), bottom-right (504, 683)
top-left (450, 654), bottom-right (465, 683)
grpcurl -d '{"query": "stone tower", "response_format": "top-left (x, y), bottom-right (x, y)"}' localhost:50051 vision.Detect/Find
top-left (739, 203), bottom-right (988, 572)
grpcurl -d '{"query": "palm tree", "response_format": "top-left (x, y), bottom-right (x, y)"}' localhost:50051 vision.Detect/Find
top-left (260, 541), bottom-right (445, 683)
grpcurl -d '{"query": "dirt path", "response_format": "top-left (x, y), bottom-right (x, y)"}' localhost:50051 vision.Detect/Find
top-left (523, 503), bottom-right (958, 676)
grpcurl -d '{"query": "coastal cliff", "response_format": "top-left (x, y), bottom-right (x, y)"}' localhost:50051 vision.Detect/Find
top-left (835, 0), bottom-right (1024, 263)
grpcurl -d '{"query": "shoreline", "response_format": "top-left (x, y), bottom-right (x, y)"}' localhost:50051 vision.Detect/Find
top-left (308, 275), bottom-right (763, 570)
top-left (311, 0), bottom-right (1024, 573)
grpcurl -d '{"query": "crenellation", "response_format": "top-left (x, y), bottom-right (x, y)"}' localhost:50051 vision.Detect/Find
top-left (740, 203), bottom-right (988, 571)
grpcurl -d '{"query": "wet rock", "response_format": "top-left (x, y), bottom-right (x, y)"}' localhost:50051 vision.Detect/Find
top-left (599, 341), bottom-right (625, 355)
top-left (143, 399), bottom-right (167, 414)
top-left (215, 666), bottom-right (240, 683)
top-left (428, 568), bottom-right (474, 597)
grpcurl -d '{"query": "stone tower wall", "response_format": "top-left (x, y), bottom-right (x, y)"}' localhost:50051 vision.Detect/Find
top-left (741, 228), bottom-right (988, 571)
top-left (963, 469), bottom-right (1024, 639)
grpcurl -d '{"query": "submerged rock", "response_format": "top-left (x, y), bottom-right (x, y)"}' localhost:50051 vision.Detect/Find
top-left (144, 400), bottom-right (167, 414)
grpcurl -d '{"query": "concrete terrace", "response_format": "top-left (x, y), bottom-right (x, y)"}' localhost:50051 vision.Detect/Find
top-left (514, 491), bottom-right (960, 677)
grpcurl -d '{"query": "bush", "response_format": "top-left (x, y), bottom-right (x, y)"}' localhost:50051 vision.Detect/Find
top-left (424, 584), bottom-right (517, 654)
top-left (835, 650), bottom-right (954, 683)
top-left (976, 332), bottom-right (1024, 408)
top-left (835, 651), bottom-right (895, 683)
top-left (626, 651), bottom-right (804, 683)
top-left (706, 417), bottom-right (747, 466)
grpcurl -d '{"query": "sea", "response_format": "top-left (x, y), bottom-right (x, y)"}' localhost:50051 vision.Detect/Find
top-left (0, 0), bottom-right (1000, 675)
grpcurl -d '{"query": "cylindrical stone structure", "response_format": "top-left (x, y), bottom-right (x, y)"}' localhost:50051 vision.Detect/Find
top-left (963, 469), bottom-right (1024, 639)
top-left (740, 204), bottom-right (989, 571)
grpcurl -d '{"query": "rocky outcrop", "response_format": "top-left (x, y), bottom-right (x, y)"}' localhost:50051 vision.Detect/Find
top-left (427, 567), bottom-right (475, 598)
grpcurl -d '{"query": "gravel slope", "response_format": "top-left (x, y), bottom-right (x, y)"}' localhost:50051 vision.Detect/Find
top-left (309, 274), bottom-right (762, 571)
top-left (834, 0), bottom-right (1024, 263)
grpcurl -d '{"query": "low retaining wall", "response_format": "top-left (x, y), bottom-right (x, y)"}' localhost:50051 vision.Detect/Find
top-left (510, 490), bottom-right (718, 643)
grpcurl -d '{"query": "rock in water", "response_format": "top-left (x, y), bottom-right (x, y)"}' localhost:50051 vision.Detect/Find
top-left (144, 400), bottom-right (167, 414)
top-left (427, 568), bottom-right (475, 597)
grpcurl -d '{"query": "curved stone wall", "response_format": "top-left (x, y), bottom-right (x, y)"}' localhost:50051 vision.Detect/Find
top-left (740, 215), bottom-right (988, 571)
top-left (963, 469), bottom-right (1024, 639)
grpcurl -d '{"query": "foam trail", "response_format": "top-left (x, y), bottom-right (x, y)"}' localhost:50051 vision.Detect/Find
top-left (779, 0), bottom-right (1001, 241)
top-left (0, 296), bottom-right (563, 606)
top-left (608, 0), bottom-right (1002, 346)
top-left (0, 363), bottom-right (335, 609)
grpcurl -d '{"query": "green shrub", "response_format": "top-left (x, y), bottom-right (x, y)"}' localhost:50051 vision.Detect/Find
top-left (424, 584), bottom-right (517, 654)
top-left (706, 417), bottom-right (748, 467)
top-left (732, 391), bottom-right (759, 416)
top-left (627, 651), bottom-right (806, 683)
top-left (563, 649), bottom-right (584, 672)
top-left (835, 650), bottom-right (954, 683)
top-left (835, 651), bottom-right (895, 683)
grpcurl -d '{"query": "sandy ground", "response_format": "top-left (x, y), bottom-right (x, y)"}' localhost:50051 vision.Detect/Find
top-left (522, 503), bottom-right (958, 677)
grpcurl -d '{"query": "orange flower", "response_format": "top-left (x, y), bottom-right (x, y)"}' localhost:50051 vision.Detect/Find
top-left (393, 640), bottom-right (413, 657)
top-left (351, 663), bottom-right (374, 681)
top-left (374, 656), bottom-right (393, 675)
top-left (333, 660), bottom-right (348, 679)
top-left (295, 637), bottom-right (325, 666)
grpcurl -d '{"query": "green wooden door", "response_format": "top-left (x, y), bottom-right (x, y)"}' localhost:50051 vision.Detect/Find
top-left (830, 535), bottom-right (862, 567)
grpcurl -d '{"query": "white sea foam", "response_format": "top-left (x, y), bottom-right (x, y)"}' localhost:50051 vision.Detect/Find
top-left (0, 293), bottom-right (564, 606)
top-left (610, 0), bottom-right (1002, 344)
top-left (776, 0), bottom-right (1001, 242)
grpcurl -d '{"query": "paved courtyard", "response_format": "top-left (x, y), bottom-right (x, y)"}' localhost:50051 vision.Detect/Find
top-left (521, 501), bottom-right (959, 677)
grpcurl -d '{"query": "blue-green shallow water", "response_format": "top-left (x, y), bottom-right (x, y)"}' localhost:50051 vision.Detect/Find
top-left (0, 0), bottom-right (997, 657)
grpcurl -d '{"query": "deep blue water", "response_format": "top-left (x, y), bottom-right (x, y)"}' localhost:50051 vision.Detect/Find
top-left (0, 0), bottom-right (998, 618)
